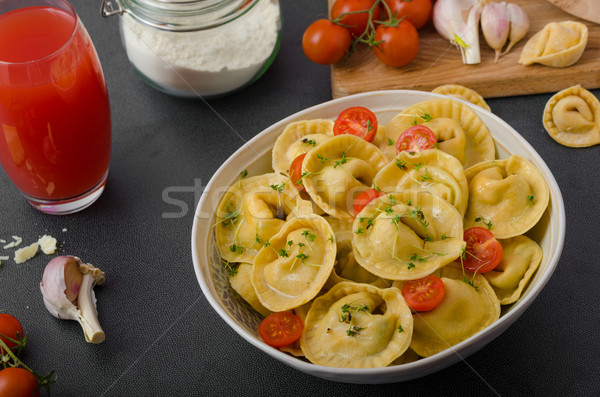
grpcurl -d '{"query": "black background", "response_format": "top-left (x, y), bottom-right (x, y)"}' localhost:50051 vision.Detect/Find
top-left (0, 0), bottom-right (598, 395)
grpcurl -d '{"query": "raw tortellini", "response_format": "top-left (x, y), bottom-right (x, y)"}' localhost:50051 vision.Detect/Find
top-left (464, 155), bottom-right (549, 239)
top-left (543, 85), bottom-right (600, 147)
top-left (519, 21), bottom-right (588, 67)
top-left (432, 84), bottom-right (491, 112)
top-left (384, 99), bottom-right (495, 168)
top-left (300, 282), bottom-right (413, 368)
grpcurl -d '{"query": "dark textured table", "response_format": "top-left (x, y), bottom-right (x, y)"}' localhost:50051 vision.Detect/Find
top-left (1, 1), bottom-right (598, 396)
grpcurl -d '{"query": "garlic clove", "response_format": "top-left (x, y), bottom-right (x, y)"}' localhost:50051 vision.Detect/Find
top-left (504, 3), bottom-right (529, 55)
top-left (481, 2), bottom-right (510, 63)
top-left (40, 255), bottom-right (106, 344)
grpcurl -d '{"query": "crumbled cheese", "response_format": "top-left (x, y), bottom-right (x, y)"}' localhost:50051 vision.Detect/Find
top-left (0, 239), bottom-right (5, 243)
top-left (14, 243), bottom-right (39, 264)
top-left (62, 228), bottom-right (67, 232)
top-left (38, 235), bottom-right (57, 255)
top-left (3, 236), bottom-right (22, 249)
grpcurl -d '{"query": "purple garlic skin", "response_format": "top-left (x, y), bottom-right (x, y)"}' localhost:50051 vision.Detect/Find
top-left (40, 255), bottom-right (106, 344)
top-left (481, 2), bottom-right (510, 63)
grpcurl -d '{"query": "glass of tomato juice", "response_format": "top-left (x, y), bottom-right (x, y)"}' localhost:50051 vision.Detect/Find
top-left (0, 0), bottom-right (111, 215)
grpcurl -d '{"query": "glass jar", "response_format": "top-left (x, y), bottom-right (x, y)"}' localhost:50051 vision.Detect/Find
top-left (102, 0), bottom-right (282, 98)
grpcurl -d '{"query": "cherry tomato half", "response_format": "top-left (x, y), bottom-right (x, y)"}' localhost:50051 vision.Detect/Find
top-left (353, 188), bottom-right (384, 216)
top-left (396, 125), bottom-right (437, 154)
top-left (384, 0), bottom-right (433, 30)
top-left (333, 106), bottom-right (378, 142)
top-left (401, 275), bottom-right (445, 312)
top-left (462, 227), bottom-right (503, 273)
top-left (373, 19), bottom-right (419, 67)
top-left (0, 367), bottom-right (40, 397)
top-left (302, 19), bottom-right (352, 65)
top-left (289, 153), bottom-right (307, 192)
top-left (0, 313), bottom-right (24, 351)
top-left (331, 0), bottom-right (381, 37)
top-left (258, 311), bottom-right (304, 348)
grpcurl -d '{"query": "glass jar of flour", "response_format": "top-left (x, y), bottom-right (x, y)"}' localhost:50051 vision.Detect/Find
top-left (101, 0), bottom-right (281, 98)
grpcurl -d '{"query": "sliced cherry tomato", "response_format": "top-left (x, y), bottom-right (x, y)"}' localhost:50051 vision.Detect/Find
top-left (333, 106), bottom-right (378, 142)
top-left (258, 311), bottom-right (303, 348)
top-left (401, 275), bottom-right (445, 312)
top-left (373, 19), bottom-right (419, 67)
top-left (384, 0), bottom-right (433, 30)
top-left (462, 227), bottom-right (503, 273)
top-left (0, 313), bottom-right (24, 351)
top-left (353, 188), bottom-right (384, 216)
top-left (396, 125), bottom-right (437, 154)
top-left (289, 153), bottom-right (307, 192)
top-left (302, 19), bottom-right (352, 65)
top-left (331, 0), bottom-right (381, 37)
top-left (0, 367), bottom-right (40, 397)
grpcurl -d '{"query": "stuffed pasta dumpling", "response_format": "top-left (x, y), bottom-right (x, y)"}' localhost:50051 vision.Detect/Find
top-left (543, 85), bottom-right (600, 147)
top-left (300, 281), bottom-right (413, 368)
top-left (432, 84), bottom-right (491, 112)
top-left (519, 21), bottom-right (588, 67)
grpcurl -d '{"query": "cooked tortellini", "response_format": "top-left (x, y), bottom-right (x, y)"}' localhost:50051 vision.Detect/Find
top-left (300, 282), bottom-right (413, 368)
top-left (384, 99), bottom-right (495, 168)
top-left (215, 173), bottom-right (303, 263)
top-left (272, 119), bottom-right (334, 175)
top-left (302, 134), bottom-right (388, 221)
top-left (543, 85), bottom-right (600, 147)
top-left (519, 21), bottom-right (588, 68)
top-left (405, 264), bottom-right (500, 358)
top-left (213, 102), bottom-right (550, 368)
top-left (352, 190), bottom-right (465, 281)
top-left (484, 235), bottom-right (543, 305)
top-left (229, 263), bottom-right (272, 317)
top-left (431, 84), bottom-right (491, 112)
top-left (252, 215), bottom-right (336, 312)
top-left (373, 149), bottom-right (469, 215)
top-left (464, 156), bottom-right (549, 239)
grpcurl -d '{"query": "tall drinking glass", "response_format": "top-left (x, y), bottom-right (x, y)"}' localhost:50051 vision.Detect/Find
top-left (0, 0), bottom-right (111, 215)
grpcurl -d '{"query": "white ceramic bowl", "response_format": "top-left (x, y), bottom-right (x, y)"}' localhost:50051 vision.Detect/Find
top-left (191, 90), bottom-right (565, 384)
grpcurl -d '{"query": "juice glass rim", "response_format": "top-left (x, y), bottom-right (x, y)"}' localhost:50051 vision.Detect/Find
top-left (0, 0), bottom-right (78, 66)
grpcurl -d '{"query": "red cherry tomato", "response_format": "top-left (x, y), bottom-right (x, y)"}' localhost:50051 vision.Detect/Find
top-left (396, 125), bottom-right (437, 154)
top-left (333, 106), bottom-right (378, 142)
top-left (462, 227), bottom-right (503, 273)
top-left (0, 313), bottom-right (24, 351)
top-left (258, 312), bottom-right (304, 348)
top-left (384, 0), bottom-right (433, 30)
top-left (289, 153), bottom-right (307, 192)
top-left (0, 367), bottom-right (40, 397)
top-left (373, 19), bottom-right (419, 67)
top-left (302, 19), bottom-right (352, 65)
top-left (401, 275), bottom-right (445, 312)
top-left (353, 188), bottom-right (384, 216)
top-left (331, 0), bottom-right (381, 37)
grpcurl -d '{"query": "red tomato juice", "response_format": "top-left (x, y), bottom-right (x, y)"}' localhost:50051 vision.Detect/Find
top-left (0, 6), bottom-right (111, 200)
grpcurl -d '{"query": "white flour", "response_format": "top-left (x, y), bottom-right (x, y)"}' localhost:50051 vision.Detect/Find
top-left (120, 0), bottom-right (281, 97)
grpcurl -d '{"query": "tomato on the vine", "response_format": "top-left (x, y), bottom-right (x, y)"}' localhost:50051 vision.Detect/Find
top-left (383, 0), bottom-right (433, 30)
top-left (302, 19), bottom-right (352, 65)
top-left (331, 0), bottom-right (381, 37)
top-left (333, 106), bottom-right (378, 142)
top-left (353, 188), bottom-right (384, 216)
top-left (373, 18), bottom-right (419, 67)
top-left (462, 227), bottom-right (503, 274)
top-left (396, 125), bottom-right (437, 154)
top-left (0, 313), bottom-right (24, 351)
top-left (401, 275), bottom-right (445, 312)
top-left (0, 367), bottom-right (40, 397)
top-left (258, 311), bottom-right (303, 348)
top-left (289, 153), bottom-right (307, 192)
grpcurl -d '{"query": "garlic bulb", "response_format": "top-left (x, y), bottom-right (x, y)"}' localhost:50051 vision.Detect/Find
top-left (433, 0), bottom-right (489, 64)
top-left (481, 2), bottom-right (510, 62)
top-left (40, 256), bottom-right (106, 344)
top-left (504, 3), bottom-right (529, 54)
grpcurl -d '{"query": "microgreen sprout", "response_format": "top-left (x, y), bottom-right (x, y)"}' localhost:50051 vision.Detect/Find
top-left (301, 138), bottom-right (317, 147)
top-left (397, 325), bottom-right (404, 333)
top-left (333, 152), bottom-right (348, 168)
top-left (395, 159), bottom-right (408, 171)
top-left (475, 216), bottom-right (493, 230)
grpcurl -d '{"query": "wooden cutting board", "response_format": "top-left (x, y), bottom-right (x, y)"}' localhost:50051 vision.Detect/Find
top-left (330, 0), bottom-right (600, 99)
top-left (546, 0), bottom-right (600, 24)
